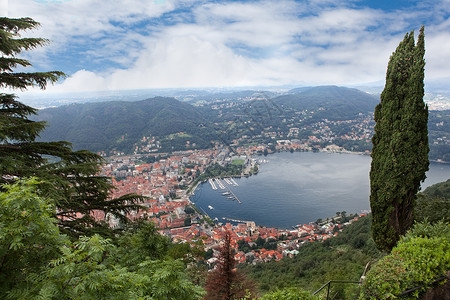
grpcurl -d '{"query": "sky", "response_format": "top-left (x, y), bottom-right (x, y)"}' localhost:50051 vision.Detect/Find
top-left (3, 0), bottom-right (450, 94)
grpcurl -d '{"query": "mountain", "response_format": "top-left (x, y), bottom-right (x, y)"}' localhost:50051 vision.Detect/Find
top-left (34, 86), bottom-right (380, 154)
top-left (36, 97), bottom-right (217, 153)
top-left (286, 86), bottom-right (312, 94)
top-left (274, 85), bottom-right (379, 120)
top-left (180, 90), bottom-right (280, 106)
top-left (34, 86), bottom-right (448, 161)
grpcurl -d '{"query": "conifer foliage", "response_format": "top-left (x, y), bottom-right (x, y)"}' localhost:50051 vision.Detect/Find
top-left (0, 17), bottom-right (64, 180)
top-left (369, 26), bottom-right (429, 252)
top-left (0, 17), bottom-right (143, 237)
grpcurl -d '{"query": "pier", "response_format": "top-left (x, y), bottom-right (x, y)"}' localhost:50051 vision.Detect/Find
top-left (200, 207), bottom-right (212, 220)
top-left (223, 177), bottom-right (239, 186)
top-left (215, 178), bottom-right (225, 189)
top-left (222, 217), bottom-right (250, 223)
top-left (208, 178), bottom-right (217, 190)
top-left (223, 177), bottom-right (232, 185)
top-left (221, 180), bottom-right (242, 204)
top-left (207, 177), bottom-right (242, 204)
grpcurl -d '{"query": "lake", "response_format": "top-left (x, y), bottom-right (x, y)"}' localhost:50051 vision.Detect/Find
top-left (190, 152), bottom-right (449, 228)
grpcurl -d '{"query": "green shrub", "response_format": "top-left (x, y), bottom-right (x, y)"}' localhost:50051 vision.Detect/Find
top-left (261, 287), bottom-right (317, 300)
top-left (360, 221), bottom-right (450, 299)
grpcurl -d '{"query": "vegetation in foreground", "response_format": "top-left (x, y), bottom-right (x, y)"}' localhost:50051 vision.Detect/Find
top-left (0, 179), bottom-right (205, 299)
top-left (1, 16), bottom-right (448, 299)
top-left (360, 220), bottom-right (450, 299)
top-left (415, 179), bottom-right (450, 223)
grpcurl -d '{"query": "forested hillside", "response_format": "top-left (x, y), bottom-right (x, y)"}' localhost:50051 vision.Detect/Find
top-left (36, 97), bottom-right (218, 153)
top-left (35, 86), bottom-right (379, 152)
top-left (415, 179), bottom-right (450, 223)
top-left (274, 85), bottom-right (380, 120)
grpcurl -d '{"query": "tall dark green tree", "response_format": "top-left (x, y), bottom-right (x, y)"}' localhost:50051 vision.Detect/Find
top-left (0, 17), bottom-right (143, 237)
top-left (369, 26), bottom-right (429, 252)
top-left (0, 17), bottom-right (64, 180)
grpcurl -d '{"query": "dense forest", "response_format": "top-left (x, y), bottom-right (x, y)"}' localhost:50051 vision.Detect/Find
top-left (415, 179), bottom-right (450, 223)
top-left (36, 97), bottom-right (219, 153)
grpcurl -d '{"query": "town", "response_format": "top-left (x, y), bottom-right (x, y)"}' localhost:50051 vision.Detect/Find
top-left (100, 134), bottom-right (370, 265)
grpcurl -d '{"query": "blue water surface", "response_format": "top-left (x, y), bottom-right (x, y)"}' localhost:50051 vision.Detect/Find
top-left (191, 152), bottom-right (449, 228)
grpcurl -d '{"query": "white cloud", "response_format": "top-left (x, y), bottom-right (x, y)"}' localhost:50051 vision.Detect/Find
top-left (0, 0), bottom-right (8, 16)
top-left (9, 0), bottom-right (450, 93)
top-left (425, 31), bottom-right (450, 80)
top-left (9, 0), bottom-right (178, 69)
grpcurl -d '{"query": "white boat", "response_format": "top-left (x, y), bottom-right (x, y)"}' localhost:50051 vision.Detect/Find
top-left (208, 205), bottom-right (214, 210)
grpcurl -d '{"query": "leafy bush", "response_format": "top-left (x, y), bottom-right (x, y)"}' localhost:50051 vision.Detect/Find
top-left (261, 287), bottom-right (317, 300)
top-left (360, 221), bottom-right (450, 299)
top-left (415, 179), bottom-right (450, 223)
top-left (0, 179), bottom-right (205, 299)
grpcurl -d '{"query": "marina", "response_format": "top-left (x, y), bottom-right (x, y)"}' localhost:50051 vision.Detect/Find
top-left (206, 178), bottom-right (243, 203)
top-left (220, 179), bottom-right (242, 204)
top-left (223, 177), bottom-right (233, 185)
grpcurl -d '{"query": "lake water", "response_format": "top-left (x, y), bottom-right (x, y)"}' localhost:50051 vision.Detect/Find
top-left (191, 152), bottom-right (449, 229)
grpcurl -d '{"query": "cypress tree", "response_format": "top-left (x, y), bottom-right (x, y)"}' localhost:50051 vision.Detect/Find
top-left (0, 17), bottom-right (144, 237)
top-left (369, 26), bottom-right (429, 252)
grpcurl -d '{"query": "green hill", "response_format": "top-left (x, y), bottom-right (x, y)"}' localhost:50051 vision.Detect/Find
top-left (274, 85), bottom-right (379, 120)
top-left (36, 97), bottom-right (218, 153)
top-left (415, 179), bottom-right (450, 223)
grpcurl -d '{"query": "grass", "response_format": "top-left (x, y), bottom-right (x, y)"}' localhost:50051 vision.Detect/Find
top-left (231, 159), bottom-right (245, 165)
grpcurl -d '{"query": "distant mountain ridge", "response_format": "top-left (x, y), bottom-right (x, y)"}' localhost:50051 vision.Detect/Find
top-left (34, 86), bottom-right (385, 154)
top-left (274, 85), bottom-right (379, 120)
top-left (36, 97), bottom-right (217, 153)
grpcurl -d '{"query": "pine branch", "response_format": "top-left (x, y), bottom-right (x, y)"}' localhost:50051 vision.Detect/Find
top-left (0, 71), bottom-right (65, 90)
top-left (0, 17), bottom-right (41, 32)
top-left (0, 57), bottom-right (32, 72)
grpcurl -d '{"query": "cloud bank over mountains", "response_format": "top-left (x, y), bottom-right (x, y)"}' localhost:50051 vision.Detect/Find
top-left (8, 0), bottom-right (450, 93)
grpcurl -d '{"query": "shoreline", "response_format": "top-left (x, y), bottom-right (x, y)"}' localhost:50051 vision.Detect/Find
top-left (268, 147), bottom-right (449, 164)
